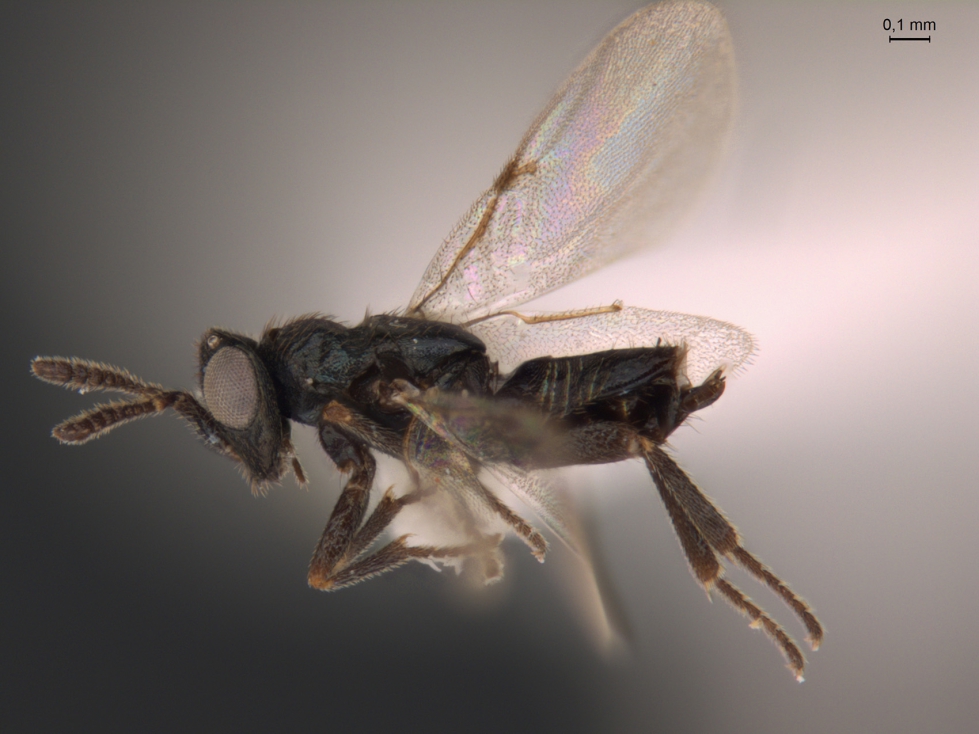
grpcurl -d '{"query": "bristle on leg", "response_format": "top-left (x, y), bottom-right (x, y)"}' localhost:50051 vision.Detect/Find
top-left (715, 578), bottom-right (806, 682)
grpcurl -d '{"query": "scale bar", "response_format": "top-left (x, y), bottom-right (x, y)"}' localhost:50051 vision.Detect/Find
top-left (889, 36), bottom-right (931, 43)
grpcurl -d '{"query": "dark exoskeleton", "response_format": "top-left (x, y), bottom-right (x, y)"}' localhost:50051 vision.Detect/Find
top-left (258, 314), bottom-right (725, 589)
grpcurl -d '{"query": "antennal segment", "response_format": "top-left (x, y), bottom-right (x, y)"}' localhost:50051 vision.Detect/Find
top-left (31, 356), bottom-right (206, 446)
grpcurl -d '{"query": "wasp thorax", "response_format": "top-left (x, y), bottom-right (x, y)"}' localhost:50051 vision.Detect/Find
top-left (203, 347), bottom-right (258, 429)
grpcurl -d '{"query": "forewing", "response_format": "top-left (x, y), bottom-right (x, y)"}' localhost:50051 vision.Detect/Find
top-left (409, 1), bottom-right (735, 322)
top-left (468, 306), bottom-right (754, 386)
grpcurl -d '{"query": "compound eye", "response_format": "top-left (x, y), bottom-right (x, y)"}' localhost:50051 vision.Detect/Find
top-left (203, 347), bottom-right (259, 429)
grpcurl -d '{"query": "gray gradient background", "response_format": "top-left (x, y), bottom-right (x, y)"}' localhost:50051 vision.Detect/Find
top-left (4, 2), bottom-right (977, 732)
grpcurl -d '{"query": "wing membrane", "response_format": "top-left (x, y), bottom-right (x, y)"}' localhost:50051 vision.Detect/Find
top-left (468, 306), bottom-right (754, 386)
top-left (398, 388), bottom-right (578, 550)
top-left (409, 2), bottom-right (735, 322)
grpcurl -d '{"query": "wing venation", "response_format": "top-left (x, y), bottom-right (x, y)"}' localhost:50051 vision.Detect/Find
top-left (409, 2), bottom-right (735, 322)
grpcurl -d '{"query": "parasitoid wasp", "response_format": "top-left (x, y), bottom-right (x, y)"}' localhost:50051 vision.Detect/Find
top-left (31, 1), bottom-right (822, 680)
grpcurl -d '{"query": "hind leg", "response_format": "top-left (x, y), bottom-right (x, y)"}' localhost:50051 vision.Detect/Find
top-left (642, 440), bottom-right (823, 680)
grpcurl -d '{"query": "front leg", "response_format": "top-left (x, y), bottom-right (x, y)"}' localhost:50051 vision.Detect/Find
top-left (307, 423), bottom-right (376, 589)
